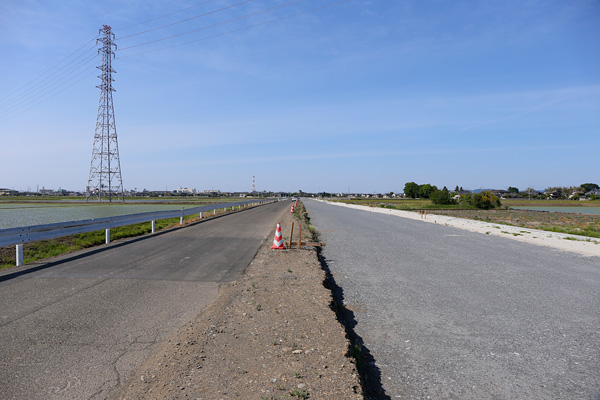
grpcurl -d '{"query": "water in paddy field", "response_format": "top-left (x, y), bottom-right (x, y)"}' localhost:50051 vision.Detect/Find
top-left (511, 206), bottom-right (600, 215)
top-left (0, 203), bottom-right (200, 230)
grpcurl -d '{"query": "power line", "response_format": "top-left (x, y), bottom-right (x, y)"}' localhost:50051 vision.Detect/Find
top-left (0, 45), bottom-right (98, 112)
top-left (0, 54), bottom-right (99, 119)
top-left (0, 69), bottom-right (97, 123)
top-left (0, 52), bottom-right (99, 115)
top-left (114, 0), bottom-right (219, 32)
top-left (1, 0), bottom-right (353, 120)
top-left (0, 38), bottom-right (96, 106)
top-left (117, 0), bottom-right (255, 41)
top-left (118, 0), bottom-right (352, 58)
top-left (118, 0), bottom-right (309, 52)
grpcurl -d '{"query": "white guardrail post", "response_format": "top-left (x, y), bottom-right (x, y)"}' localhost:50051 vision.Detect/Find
top-left (16, 244), bottom-right (23, 266)
top-left (105, 229), bottom-right (110, 244)
top-left (151, 220), bottom-right (156, 233)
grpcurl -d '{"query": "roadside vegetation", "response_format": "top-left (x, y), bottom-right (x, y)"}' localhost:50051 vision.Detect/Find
top-left (403, 182), bottom-right (502, 209)
top-left (291, 200), bottom-right (318, 242)
top-left (424, 208), bottom-right (600, 239)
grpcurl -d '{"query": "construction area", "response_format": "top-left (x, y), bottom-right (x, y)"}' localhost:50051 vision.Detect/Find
top-left (110, 201), bottom-right (363, 399)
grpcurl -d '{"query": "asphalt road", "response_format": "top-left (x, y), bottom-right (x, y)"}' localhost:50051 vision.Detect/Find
top-left (304, 199), bottom-right (600, 400)
top-left (0, 200), bottom-right (288, 400)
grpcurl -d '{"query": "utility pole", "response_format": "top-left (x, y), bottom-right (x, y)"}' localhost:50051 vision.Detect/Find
top-left (86, 25), bottom-right (124, 202)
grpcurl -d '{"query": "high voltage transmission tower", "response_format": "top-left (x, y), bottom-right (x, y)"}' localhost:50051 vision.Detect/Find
top-left (86, 25), bottom-right (124, 202)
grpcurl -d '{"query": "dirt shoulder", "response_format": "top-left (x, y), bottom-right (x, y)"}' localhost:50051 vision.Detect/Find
top-left (110, 202), bottom-right (362, 400)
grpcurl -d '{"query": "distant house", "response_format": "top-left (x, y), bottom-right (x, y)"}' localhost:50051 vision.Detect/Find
top-left (0, 188), bottom-right (18, 196)
top-left (586, 189), bottom-right (600, 198)
top-left (546, 191), bottom-right (563, 199)
top-left (492, 190), bottom-right (509, 198)
top-left (176, 187), bottom-right (197, 195)
top-left (568, 191), bottom-right (584, 199)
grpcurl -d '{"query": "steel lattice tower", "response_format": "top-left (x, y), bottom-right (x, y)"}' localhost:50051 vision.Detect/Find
top-left (86, 25), bottom-right (124, 202)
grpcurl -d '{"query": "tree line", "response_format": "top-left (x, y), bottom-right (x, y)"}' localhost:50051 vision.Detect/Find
top-left (404, 182), bottom-right (501, 209)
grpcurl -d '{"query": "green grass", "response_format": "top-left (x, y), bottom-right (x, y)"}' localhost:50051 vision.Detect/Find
top-left (288, 389), bottom-right (309, 399)
top-left (331, 198), bottom-right (440, 210)
top-left (503, 199), bottom-right (600, 207)
top-left (537, 224), bottom-right (600, 239)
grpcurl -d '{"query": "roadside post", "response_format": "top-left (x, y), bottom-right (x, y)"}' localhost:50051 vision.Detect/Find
top-left (16, 244), bottom-right (23, 266)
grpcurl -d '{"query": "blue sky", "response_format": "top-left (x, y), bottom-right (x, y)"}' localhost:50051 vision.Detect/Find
top-left (1, 0), bottom-right (598, 193)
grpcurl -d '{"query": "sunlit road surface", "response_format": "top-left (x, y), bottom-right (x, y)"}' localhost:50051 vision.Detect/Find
top-left (305, 199), bottom-right (600, 400)
top-left (0, 201), bottom-right (288, 400)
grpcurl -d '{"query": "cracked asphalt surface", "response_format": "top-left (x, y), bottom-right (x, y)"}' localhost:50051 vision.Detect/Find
top-left (0, 201), bottom-right (287, 400)
top-left (304, 199), bottom-right (600, 400)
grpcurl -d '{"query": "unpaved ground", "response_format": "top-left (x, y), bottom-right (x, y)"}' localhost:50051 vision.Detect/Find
top-left (110, 203), bottom-right (362, 400)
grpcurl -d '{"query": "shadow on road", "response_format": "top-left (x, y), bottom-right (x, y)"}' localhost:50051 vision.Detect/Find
top-left (317, 249), bottom-right (390, 400)
top-left (0, 233), bottom-right (155, 283)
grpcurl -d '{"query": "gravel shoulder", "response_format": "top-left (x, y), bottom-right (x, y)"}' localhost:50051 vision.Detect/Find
top-left (327, 201), bottom-right (600, 257)
top-left (110, 203), bottom-right (362, 400)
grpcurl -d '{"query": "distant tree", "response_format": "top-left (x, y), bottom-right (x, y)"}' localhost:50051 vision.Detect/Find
top-left (419, 184), bottom-right (437, 199)
top-left (454, 185), bottom-right (459, 192)
top-left (508, 186), bottom-right (519, 194)
top-left (431, 188), bottom-right (456, 205)
top-left (581, 183), bottom-right (599, 193)
top-left (404, 182), bottom-right (420, 199)
top-left (459, 193), bottom-right (472, 205)
top-left (522, 187), bottom-right (539, 199)
top-left (470, 191), bottom-right (501, 209)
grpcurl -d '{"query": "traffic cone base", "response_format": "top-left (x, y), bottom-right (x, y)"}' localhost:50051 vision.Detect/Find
top-left (271, 223), bottom-right (285, 249)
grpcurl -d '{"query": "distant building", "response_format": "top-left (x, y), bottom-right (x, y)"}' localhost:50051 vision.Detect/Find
top-left (176, 187), bottom-right (197, 195)
top-left (0, 188), bottom-right (18, 196)
top-left (586, 189), bottom-right (600, 198)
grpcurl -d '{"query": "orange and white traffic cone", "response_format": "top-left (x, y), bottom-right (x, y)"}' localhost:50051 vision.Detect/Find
top-left (290, 206), bottom-right (295, 213)
top-left (271, 223), bottom-right (285, 249)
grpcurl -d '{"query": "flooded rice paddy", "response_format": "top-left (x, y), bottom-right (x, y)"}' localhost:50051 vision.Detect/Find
top-left (0, 203), bottom-right (199, 230)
